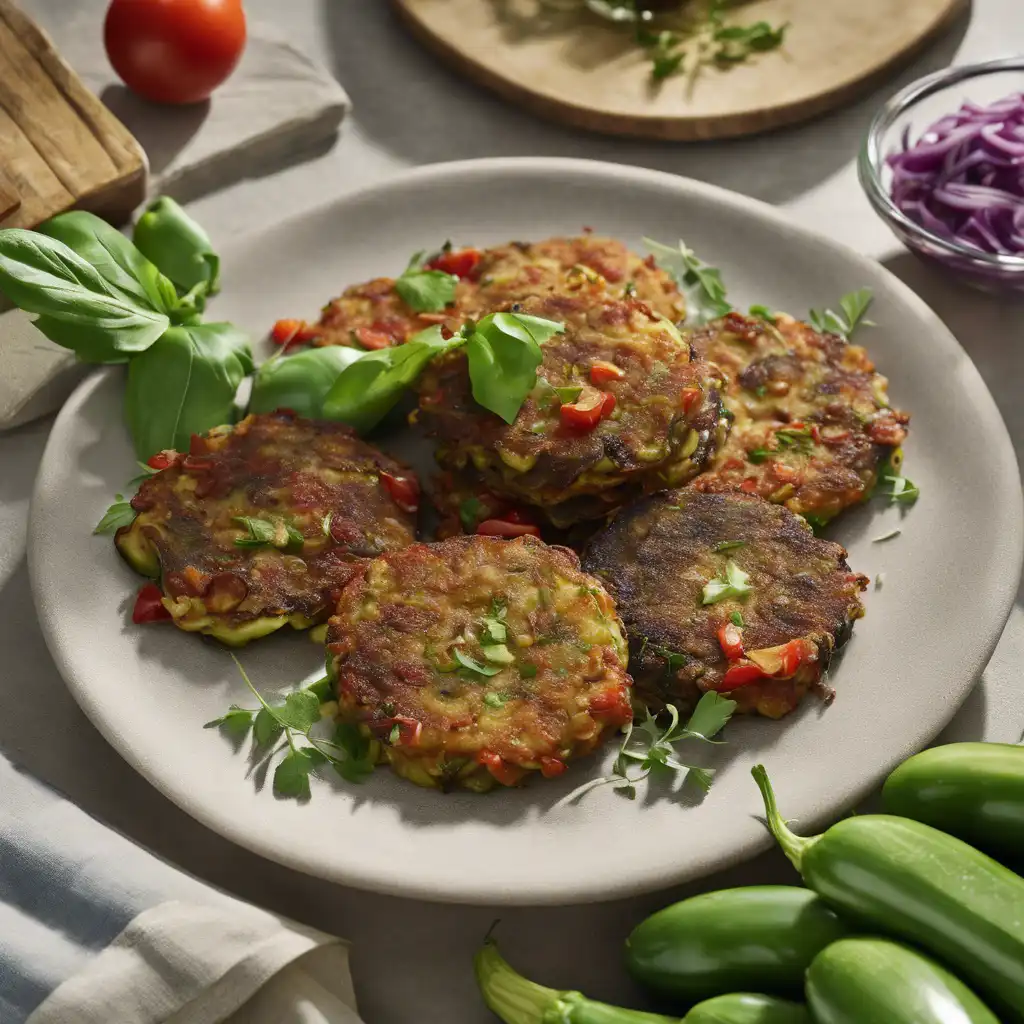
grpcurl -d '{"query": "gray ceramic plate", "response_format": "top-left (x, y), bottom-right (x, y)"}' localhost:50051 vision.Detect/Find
top-left (28, 159), bottom-right (1023, 905)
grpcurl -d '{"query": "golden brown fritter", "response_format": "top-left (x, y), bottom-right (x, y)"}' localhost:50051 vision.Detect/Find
top-left (690, 312), bottom-right (909, 526)
top-left (583, 490), bottom-right (868, 720)
top-left (325, 534), bottom-right (632, 791)
top-left (308, 235), bottom-right (686, 349)
top-left (415, 292), bottom-right (725, 527)
top-left (115, 411), bottom-right (419, 644)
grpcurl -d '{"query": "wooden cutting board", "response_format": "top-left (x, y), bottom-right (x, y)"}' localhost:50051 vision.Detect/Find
top-left (0, 0), bottom-right (146, 229)
top-left (393, 0), bottom-right (967, 141)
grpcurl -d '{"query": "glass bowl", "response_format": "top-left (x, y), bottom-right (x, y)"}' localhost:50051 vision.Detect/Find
top-left (859, 57), bottom-right (1024, 293)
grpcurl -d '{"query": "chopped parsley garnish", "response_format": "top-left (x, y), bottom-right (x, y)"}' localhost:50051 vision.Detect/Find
top-left (748, 448), bottom-right (773, 464)
top-left (481, 600), bottom-right (508, 644)
top-left (702, 559), bottom-right (751, 605)
top-left (646, 641), bottom-right (688, 675)
top-left (748, 303), bottom-right (777, 322)
top-left (454, 648), bottom-right (501, 677)
top-left (94, 493), bottom-right (135, 534)
top-left (394, 250), bottom-right (458, 313)
top-left (713, 540), bottom-right (746, 553)
top-left (568, 692), bottom-right (737, 801)
top-left (809, 288), bottom-right (874, 341)
top-left (713, 20), bottom-right (788, 64)
top-left (775, 427), bottom-right (814, 453)
top-left (754, 385), bottom-right (768, 398)
top-left (644, 237), bottom-right (731, 325)
top-left (233, 515), bottom-right (304, 551)
top-left (730, 610), bottom-right (744, 627)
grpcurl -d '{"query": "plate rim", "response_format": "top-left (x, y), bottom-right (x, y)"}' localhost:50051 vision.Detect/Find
top-left (28, 157), bottom-right (1024, 904)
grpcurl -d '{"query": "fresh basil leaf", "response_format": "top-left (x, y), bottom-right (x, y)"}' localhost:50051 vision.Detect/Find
top-left (454, 648), bottom-right (501, 677)
top-left (394, 252), bottom-right (458, 313)
top-left (322, 324), bottom-right (463, 433)
top-left (38, 211), bottom-right (178, 315)
top-left (124, 322), bottom-right (254, 459)
top-left (466, 312), bottom-right (563, 424)
top-left (93, 494), bottom-right (135, 534)
top-left (133, 196), bottom-right (221, 295)
top-left (204, 705), bottom-right (254, 738)
top-left (644, 237), bottom-right (732, 325)
top-left (249, 345), bottom-right (364, 419)
top-left (0, 228), bottom-right (171, 362)
top-left (273, 748), bottom-right (316, 800)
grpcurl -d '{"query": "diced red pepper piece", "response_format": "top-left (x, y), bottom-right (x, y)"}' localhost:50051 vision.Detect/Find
top-left (131, 583), bottom-right (171, 624)
top-left (380, 471), bottom-right (420, 514)
top-left (354, 327), bottom-right (394, 350)
top-left (476, 519), bottom-right (541, 539)
top-left (426, 247), bottom-right (481, 279)
top-left (717, 622), bottom-right (745, 661)
top-left (539, 756), bottom-right (567, 779)
top-left (271, 318), bottom-right (319, 348)
top-left (499, 508), bottom-right (537, 526)
top-left (182, 454), bottom-right (214, 472)
top-left (589, 360), bottom-right (625, 385)
top-left (720, 662), bottom-right (767, 690)
top-left (146, 450), bottom-right (178, 471)
top-left (680, 387), bottom-right (702, 414)
top-left (601, 392), bottom-right (617, 417)
top-left (393, 716), bottom-right (423, 747)
top-left (560, 386), bottom-right (607, 431)
top-left (478, 751), bottom-right (525, 787)
top-left (588, 687), bottom-right (633, 725)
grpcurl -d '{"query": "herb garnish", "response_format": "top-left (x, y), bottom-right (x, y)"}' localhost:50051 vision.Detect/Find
top-left (454, 648), bottom-right (502, 678)
top-left (205, 659), bottom-right (375, 800)
top-left (94, 493), bottom-right (136, 534)
top-left (394, 251), bottom-right (458, 313)
top-left (809, 288), bottom-right (875, 341)
top-left (233, 515), bottom-right (304, 551)
top-left (730, 610), bottom-right (744, 627)
top-left (748, 303), bottom-right (777, 322)
top-left (569, 692), bottom-right (737, 801)
top-left (645, 237), bottom-right (731, 324)
top-left (459, 497), bottom-right (485, 532)
top-left (702, 559), bottom-right (751, 605)
top-left (713, 540), bottom-right (745, 553)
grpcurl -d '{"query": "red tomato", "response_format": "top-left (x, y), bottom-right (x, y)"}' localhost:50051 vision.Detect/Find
top-left (380, 471), bottom-right (420, 514)
top-left (132, 583), bottom-right (172, 624)
top-left (476, 519), bottom-right (541, 539)
top-left (539, 756), bottom-right (567, 779)
top-left (720, 662), bottom-right (767, 690)
top-left (104, 0), bottom-right (246, 106)
top-left (559, 386), bottom-right (606, 431)
top-left (717, 622), bottom-right (745, 661)
top-left (426, 248), bottom-right (481, 279)
top-left (146, 450), bottom-right (178, 470)
top-left (354, 326), bottom-right (395, 351)
top-left (680, 387), bottom-right (702, 413)
top-left (589, 360), bottom-right (625, 385)
top-left (478, 751), bottom-right (525, 787)
top-left (601, 392), bottom-right (617, 417)
top-left (271, 319), bottom-right (319, 348)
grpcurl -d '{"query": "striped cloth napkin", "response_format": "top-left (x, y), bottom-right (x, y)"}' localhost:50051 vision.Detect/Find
top-left (0, 752), bottom-right (363, 1024)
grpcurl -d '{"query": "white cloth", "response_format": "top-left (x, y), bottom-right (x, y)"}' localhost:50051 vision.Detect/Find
top-left (0, 754), bottom-right (362, 1024)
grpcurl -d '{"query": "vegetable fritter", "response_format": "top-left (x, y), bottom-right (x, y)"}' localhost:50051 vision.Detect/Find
top-left (415, 292), bottom-right (725, 527)
top-left (583, 490), bottom-right (868, 719)
top-left (309, 235), bottom-right (686, 349)
top-left (325, 534), bottom-right (632, 791)
top-left (690, 312), bottom-right (909, 525)
top-left (115, 411), bottom-right (419, 645)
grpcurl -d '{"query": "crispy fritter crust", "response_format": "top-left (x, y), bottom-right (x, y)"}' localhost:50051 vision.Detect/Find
top-left (115, 412), bottom-right (418, 644)
top-left (309, 235), bottom-right (686, 348)
top-left (690, 313), bottom-right (910, 525)
top-left (415, 292), bottom-right (725, 526)
top-left (583, 490), bottom-right (868, 719)
top-left (325, 535), bottom-right (632, 791)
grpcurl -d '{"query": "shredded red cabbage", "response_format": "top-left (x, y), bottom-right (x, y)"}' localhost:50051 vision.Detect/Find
top-left (888, 92), bottom-right (1024, 256)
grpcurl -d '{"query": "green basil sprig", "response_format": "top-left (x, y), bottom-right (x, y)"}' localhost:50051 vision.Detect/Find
top-left (321, 312), bottom-right (565, 434)
top-left (133, 196), bottom-right (220, 298)
top-left (124, 323), bottom-right (253, 460)
top-left (249, 345), bottom-right (366, 419)
top-left (394, 251), bottom-right (458, 313)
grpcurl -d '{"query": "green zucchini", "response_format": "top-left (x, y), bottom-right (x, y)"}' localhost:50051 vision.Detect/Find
top-left (625, 887), bottom-right (847, 1002)
top-left (684, 993), bottom-right (810, 1024)
top-left (882, 742), bottom-right (1024, 865)
top-left (806, 937), bottom-right (999, 1024)
top-left (752, 765), bottom-right (1024, 1021)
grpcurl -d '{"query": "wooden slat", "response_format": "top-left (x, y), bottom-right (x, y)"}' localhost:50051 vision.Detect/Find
top-left (0, 170), bottom-right (19, 223)
top-left (0, 0), bottom-right (145, 229)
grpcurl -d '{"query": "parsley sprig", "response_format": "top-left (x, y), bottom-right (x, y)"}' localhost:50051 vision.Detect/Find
top-left (809, 288), bottom-right (875, 340)
top-left (205, 657), bottom-right (375, 800)
top-left (645, 236), bottom-right (731, 324)
top-left (569, 692), bottom-right (737, 801)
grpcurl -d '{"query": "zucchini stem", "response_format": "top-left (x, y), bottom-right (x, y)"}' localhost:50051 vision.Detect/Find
top-left (751, 764), bottom-right (817, 873)
top-left (475, 942), bottom-right (560, 1024)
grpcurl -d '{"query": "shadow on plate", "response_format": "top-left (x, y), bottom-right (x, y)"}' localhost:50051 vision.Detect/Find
top-left (319, 0), bottom-right (969, 206)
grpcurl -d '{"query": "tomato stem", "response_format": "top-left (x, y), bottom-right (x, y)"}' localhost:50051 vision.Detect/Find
top-left (751, 764), bottom-right (817, 873)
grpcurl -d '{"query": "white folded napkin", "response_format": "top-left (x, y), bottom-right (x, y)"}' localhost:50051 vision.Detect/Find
top-left (0, 753), bottom-right (362, 1024)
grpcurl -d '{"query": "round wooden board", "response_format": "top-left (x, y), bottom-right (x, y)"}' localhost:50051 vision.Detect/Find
top-left (392, 0), bottom-right (967, 140)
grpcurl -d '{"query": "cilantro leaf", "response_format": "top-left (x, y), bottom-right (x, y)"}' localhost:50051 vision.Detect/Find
top-left (273, 690), bottom-right (322, 732)
top-left (677, 691), bottom-right (737, 743)
top-left (809, 288), bottom-right (874, 340)
top-left (253, 707), bottom-right (283, 747)
top-left (702, 559), bottom-right (751, 605)
top-left (204, 705), bottom-right (254, 738)
top-left (395, 252), bottom-right (458, 313)
top-left (454, 648), bottom-right (501, 677)
top-left (273, 748), bottom-right (317, 800)
top-left (94, 494), bottom-right (135, 534)
top-left (644, 237), bottom-right (731, 325)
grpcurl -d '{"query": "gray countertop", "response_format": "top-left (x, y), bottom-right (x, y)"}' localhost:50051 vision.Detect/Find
top-left (3, 2), bottom-right (1024, 1020)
